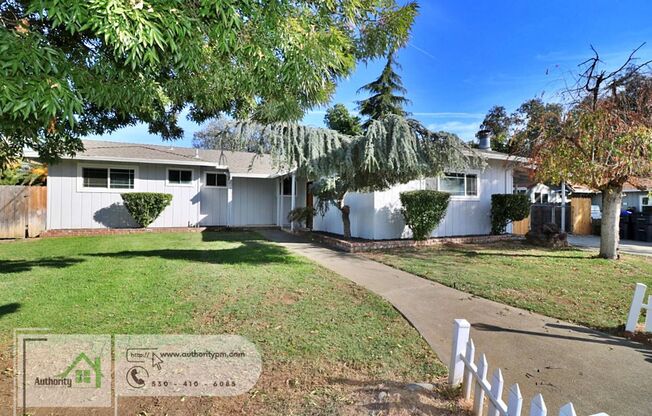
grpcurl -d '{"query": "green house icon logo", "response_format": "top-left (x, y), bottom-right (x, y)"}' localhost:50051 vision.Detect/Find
top-left (57, 352), bottom-right (103, 388)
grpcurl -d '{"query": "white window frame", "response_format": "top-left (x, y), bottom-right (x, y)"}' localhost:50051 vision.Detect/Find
top-left (437, 171), bottom-right (480, 200)
top-left (166, 168), bottom-right (194, 187)
top-left (203, 171), bottom-right (228, 188)
top-left (76, 163), bottom-right (139, 193)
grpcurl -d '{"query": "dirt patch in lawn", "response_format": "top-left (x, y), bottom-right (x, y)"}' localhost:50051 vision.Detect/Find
top-left (0, 349), bottom-right (468, 416)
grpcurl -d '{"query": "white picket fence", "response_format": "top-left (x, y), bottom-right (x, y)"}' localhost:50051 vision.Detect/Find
top-left (448, 319), bottom-right (608, 416)
top-left (625, 283), bottom-right (651, 332)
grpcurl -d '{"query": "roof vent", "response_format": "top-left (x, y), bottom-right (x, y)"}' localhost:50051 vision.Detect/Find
top-left (477, 129), bottom-right (491, 151)
top-left (194, 149), bottom-right (200, 158)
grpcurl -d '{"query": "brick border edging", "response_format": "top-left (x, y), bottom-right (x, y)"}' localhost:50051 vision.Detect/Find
top-left (288, 229), bottom-right (522, 253)
top-left (40, 226), bottom-right (270, 238)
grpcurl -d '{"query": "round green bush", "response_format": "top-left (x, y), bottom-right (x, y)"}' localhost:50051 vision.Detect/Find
top-left (121, 192), bottom-right (173, 228)
top-left (399, 190), bottom-right (451, 240)
top-left (491, 194), bottom-right (530, 234)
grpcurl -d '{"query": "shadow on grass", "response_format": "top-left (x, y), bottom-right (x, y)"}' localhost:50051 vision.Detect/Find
top-left (0, 257), bottom-right (85, 274)
top-left (93, 237), bottom-right (297, 265)
top-left (0, 302), bottom-right (20, 318)
top-left (472, 322), bottom-right (652, 363)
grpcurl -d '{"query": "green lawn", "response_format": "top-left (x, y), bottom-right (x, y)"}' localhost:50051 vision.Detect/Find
top-left (0, 232), bottom-right (452, 414)
top-left (364, 241), bottom-right (652, 332)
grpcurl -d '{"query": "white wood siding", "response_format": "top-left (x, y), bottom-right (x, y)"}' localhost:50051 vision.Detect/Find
top-left (313, 160), bottom-right (514, 239)
top-left (231, 177), bottom-right (278, 226)
top-left (313, 193), bottom-right (375, 238)
top-left (47, 160), bottom-right (201, 229)
top-left (199, 167), bottom-right (228, 226)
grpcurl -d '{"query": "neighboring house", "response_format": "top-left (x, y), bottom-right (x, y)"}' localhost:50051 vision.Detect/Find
top-left (512, 167), bottom-right (594, 204)
top-left (40, 139), bottom-right (522, 239)
top-left (591, 178), bottom-right (652, 213)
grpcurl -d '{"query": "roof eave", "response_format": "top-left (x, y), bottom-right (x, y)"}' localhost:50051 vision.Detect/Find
top-left (60, 154), bottom-right (227, 168)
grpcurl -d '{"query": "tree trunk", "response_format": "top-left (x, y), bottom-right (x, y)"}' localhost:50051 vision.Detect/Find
top-left (340, 205), bottom-right (351, 240)
top-left (599, 185), bottom-right (623, 259)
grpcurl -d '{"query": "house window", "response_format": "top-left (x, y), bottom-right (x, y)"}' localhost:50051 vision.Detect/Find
top-left (82, 167), bottom-right (134, 189)
top-left (109, 169), bottom-right (134, 189)
top-left (282, 177), bottom-right (294, 196)
top-left (206, 172), bottom-right (227, 187)
top-left (439, 173), bottom-right (478, 197)
top-left (82, 168), bottom-right (108, 188)
top-left (642, 195), bottom-right (652, 213)
top-left (168, 169), bottom-right (192, 185)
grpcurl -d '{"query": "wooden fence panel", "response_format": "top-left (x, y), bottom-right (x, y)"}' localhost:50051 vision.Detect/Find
top-left (571, 197), bottom-right (592, 235)
top-left (512, 217), bottom-right (530, 235)
top-left (27, 186), bottom-right (47, 237)
top-left (0, 186), bottom-right (47, 239)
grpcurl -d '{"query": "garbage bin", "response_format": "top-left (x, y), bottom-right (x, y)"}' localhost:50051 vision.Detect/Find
top-left (635, 213), bottom-right (652, 242)
top-left (619, 220), bottom-right (629, 240)
top-left (636, 225), bottom-right (652, 242)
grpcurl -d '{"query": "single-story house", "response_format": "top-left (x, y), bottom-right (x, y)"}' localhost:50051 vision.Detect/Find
top-left (591, 178), bottom-right (652, 213)
top-left (512, 167), bottom-right (594, 204)
top-left (40, 139), bottom-right (523, 239)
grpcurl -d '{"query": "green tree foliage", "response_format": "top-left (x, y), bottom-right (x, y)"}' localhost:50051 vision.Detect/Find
top-left (324, 104), bottom-right (363, 136)
top-left (213, 115), bottom-right (483, 238)
top-left (477, 106), bottom-right (512, 152)
top-left (357, 53), bottom-right (410, 128)
top-left (0, 160), bottom-right (47, 185)
top-left (121, 192), bottom-right (172, 228)
top-left (522, 47), bottom-right (652, 258)
top-left (490, 194), bottom-right (530, 235)
top-left (476, 100), bottom-right (563, 155)
top-left (399, 190), bottom-right (450, 240)
top-left (510, 99), bottom-right (563, 157)
top-left (0, 0), bottom-right (418, 163)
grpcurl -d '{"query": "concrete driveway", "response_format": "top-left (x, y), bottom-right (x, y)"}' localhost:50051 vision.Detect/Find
top-left (568, 234), bottom-right (652, 257)
top-left (260, 229), bottom-right (652, 416)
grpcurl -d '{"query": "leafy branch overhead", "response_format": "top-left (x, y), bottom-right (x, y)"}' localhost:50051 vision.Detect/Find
top-left (212, 115), bottom-right (484, 194)
top-left (0, 0), bottom-right (418, 164)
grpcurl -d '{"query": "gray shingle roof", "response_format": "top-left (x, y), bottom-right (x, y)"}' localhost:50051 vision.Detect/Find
top-left (72, 140), bottom-right (285, 176)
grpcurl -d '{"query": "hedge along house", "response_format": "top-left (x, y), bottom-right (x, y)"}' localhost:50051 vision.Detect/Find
top-left (41, 138), bottom-right (522, 238)
top-left (43, 140), bottom-right (308, 230)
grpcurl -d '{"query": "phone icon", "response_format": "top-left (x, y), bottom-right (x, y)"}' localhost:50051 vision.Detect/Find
top-left (126, 366), bottom-right (148, 388)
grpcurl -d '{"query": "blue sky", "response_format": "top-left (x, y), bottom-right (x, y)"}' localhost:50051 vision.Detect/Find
top-left (88, 0), bottom-right (652, 146)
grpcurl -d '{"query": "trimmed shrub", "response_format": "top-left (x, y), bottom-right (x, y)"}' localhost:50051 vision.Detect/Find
top-left (121, 192), bottom-right (173, 228)
top-left (287, 206), bottom-right (316, 227)
top-left (491, 194), bottom-right (530, 234)
top-left (400, 190), bottom-right (450, 240)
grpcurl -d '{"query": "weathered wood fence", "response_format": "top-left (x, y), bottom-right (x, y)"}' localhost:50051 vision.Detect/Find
top-left (511, 217), bottom-right (530, 236)
top-left (0, 186), bottom-right (47, 238)
top-left (626, 283), bottom-right (651, 332)
top-left (449, 319), bottom-right (608, 416)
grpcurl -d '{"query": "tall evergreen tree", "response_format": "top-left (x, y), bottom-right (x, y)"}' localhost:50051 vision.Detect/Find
top-left (357, 53), bottom-right (410, 127)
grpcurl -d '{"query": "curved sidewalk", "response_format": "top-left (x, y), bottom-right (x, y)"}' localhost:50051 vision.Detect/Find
top-left (259, 229), bottom-right (652, 416)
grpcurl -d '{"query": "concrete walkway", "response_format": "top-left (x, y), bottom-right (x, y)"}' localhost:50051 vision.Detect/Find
top-left (259, 229), bottom-right (652, 416)
top-left (569, 234), bottom-right (652, 257)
